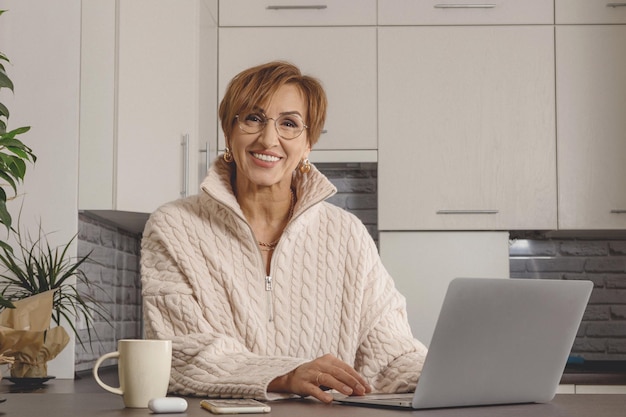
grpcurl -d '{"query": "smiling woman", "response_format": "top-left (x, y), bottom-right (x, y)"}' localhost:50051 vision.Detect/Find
top-left (140, 61), bottom-right (427, 404)
top-left (228, 83), bottom-right (311, 200)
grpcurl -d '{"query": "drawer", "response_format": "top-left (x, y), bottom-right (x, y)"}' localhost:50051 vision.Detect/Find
top-left (556, 0), bottom-right (626, 24)
top-left (219, 0), bottom-right (376, 26)
top-left (378, 0), bottom-right (553, 25)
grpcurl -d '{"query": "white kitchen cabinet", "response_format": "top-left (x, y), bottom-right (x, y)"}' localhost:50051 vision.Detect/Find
top-left (218, 26), bottom-right (377, 161)
top-left (380, 232), bottom-right (510, 346)
top-left (378, 0), bottom-right (553, 25)
top-left (220, 0), bottom-right (376, 26)
top-left (555, 0), bottom-right (626, 24)
top-left (556, 25), bottom-right (626, 230)
top-left (378, 25), bottom-right (557, 230)
top-left (217, 0), bottom-right (377, 163)
top-left (79, 0), bottom-right (217, 229)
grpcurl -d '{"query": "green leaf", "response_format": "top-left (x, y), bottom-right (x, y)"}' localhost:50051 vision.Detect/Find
top-left (0, 102), bottom-right (8, 118)
top-left (0, 68), bottom-right (13, 91)
top-left (0, 153), bottom-right (26, 177)
top-left (0, 199), bottom-right (12, 230)
top-left (12, 126), bottom-right (30, 135)
top-left (0, 238), bottom-right (12, 253)
top-left (0, 297), bottom-right (15, 309)
top-left (0, 169), bottom-right (17, 192)
top-left (0, 151), bottom-right (15, 165)
top-left (9, 156), bottom-right (26, 179)
top-left (1, 126), bottom-right (30, 138)
top-left (0, 134), bottom-right (35, 164)
top-left (6, 146), bottom-right (28, 159)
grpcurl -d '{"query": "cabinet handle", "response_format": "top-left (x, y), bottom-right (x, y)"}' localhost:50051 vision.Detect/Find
top-left (181, 134), bottom-right (189, 198)
top-left (198, 142), bottom-right (211, 175)
top-left (610, 209), bottom-right (626, 214)
top-left (607, 3), bottom-right (626, 7)
top-left (266, 5), bottom-right (327, 10)
top-left (199, 141), bottom-right (211, 174)
top-left (437, 209), bottom-right (499, 214)
top-left (434, 4), bottom-right (496, 8)
top-left (205, 141), bottom-right (211, 173)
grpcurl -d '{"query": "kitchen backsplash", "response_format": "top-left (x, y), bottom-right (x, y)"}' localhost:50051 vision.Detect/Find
top-left (318, 163), bottom-right (379, 244)
top-left (75, 163), bottom-right (626, 370)
top-left (510, 235), bottom-right (626, 361)
top-left (75, 213), bottom-right (142, 372)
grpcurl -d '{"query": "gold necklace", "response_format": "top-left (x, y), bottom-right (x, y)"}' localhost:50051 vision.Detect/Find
top-left (258, 189), bottom-right (295, 251)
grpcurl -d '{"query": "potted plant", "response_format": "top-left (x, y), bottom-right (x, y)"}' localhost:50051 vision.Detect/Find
top-left (0, 8), bottom-right (37, 306)
top-left (0, 10), bottom-right (110, 378)
top-left (0, 221), bottom-right (112, 378)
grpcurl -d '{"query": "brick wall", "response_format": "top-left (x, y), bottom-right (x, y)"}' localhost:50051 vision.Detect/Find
top-left (317, 162), bottom-right (379, 243)
top-left (75, 213), bottom-right (142, 372)
top-left (510, 236), bottom-right (626, 361)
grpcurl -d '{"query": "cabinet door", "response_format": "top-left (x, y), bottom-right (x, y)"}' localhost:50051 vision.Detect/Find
top-left (218, 27), bottom-right (377, 154)
top-left (116, 0), bottom-right (201, 213)
top-left (556, 26), bottom-right (626, 229)
top-left (379, 0), bottom-right (553, 25)
top-left (378, 26), bottom-right (556, 230)
top-left (556, 0), bottom-right (626, 24)
top-left (79, 0), bottom-right (116, 210)
top-left (219, 0), bottom-right (376, 26)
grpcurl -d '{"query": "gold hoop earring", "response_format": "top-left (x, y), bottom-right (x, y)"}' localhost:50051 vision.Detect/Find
top-left (299, 158), bottom-right (311, 174)
top-left (223, 147), bottom-right (234, 163)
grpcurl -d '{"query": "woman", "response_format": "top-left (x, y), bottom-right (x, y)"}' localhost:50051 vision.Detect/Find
top-left (141, 61), bottom-right (427, 403)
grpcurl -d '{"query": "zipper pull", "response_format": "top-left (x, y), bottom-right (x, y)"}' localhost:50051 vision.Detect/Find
top-left (265, 275), bottom-right (274, 322)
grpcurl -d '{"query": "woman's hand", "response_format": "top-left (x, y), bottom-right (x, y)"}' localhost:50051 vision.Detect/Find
top-left (268, 353), bottom-right (372, 403)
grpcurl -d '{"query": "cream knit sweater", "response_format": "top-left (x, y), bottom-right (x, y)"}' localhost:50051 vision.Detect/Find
top-left (141, 160), bottom-right (427, 400)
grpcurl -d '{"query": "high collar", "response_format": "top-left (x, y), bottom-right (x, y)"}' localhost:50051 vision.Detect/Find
top-left (200, 158), bottom-right (337, 221)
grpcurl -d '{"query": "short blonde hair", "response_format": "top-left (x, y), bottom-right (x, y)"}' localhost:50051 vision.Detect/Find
top-left (219, 61), bottom-right (327, 147)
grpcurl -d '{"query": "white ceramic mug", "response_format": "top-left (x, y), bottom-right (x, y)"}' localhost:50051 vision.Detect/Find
top-left (93, 339), bottom-right (172, 408)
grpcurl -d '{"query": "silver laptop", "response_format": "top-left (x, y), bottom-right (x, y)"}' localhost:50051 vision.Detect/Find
top-left (335, 277), bottom-right (593, 409)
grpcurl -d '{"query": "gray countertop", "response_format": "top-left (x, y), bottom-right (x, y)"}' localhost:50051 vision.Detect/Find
top-left (0, 367), bottom-right (625, 417)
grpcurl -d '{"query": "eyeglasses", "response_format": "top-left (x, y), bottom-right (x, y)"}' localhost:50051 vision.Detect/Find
top-left (235, 112), bottom-right (308, 140)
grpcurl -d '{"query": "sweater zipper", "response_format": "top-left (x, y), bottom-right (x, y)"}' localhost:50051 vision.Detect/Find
top-left (213, 187), bottom-right (334, 324)
top-left (265, 275), bottom-right (274, 322)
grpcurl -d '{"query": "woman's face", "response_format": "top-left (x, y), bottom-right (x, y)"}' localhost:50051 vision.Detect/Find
top-left (228, 83), bottom-right (311, 191)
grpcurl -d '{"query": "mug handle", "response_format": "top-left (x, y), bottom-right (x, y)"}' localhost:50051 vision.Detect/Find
top-left (92, 351), bottom-right (123, 396)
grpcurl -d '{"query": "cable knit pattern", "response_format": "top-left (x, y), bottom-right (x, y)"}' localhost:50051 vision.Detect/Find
top-left (141, 159), bottom-right (427, 400)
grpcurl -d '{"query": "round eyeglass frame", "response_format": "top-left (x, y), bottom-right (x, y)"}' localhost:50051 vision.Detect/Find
top-left (235, 113), bottom-right (308, 140)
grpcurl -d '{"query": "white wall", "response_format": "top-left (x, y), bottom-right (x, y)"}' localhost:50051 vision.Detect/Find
top-left (0, 0), bottom-right (81, 378)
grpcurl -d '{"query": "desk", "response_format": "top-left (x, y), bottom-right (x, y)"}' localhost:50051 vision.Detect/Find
top-left (1, 371), bottom-right (625, 417)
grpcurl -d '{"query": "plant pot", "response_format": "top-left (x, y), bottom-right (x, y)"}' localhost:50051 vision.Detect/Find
top-left (10, 360), bottom-right (48, 378)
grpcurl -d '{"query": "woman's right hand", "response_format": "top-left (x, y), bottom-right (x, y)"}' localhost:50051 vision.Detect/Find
top-left (268, 353), bottom-right (372, 403)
